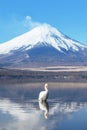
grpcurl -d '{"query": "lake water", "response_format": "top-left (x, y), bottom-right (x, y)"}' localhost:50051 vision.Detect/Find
top-left (0, 83), bottom-right (87, 130)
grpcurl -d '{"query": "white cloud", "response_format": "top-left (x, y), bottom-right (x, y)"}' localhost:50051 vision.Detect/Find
top-left (0, 16), bottom-right (43, 43)
top-left (23, 16), bottom-right (41, 29)
top-left (26, 16), bottom-right (32, 20)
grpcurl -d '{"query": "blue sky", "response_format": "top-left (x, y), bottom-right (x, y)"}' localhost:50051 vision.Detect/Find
top-left (0, 0), bottom-right (87, 45)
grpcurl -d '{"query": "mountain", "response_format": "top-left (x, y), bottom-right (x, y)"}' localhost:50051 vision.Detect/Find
top-left (0, 23), bottom-right (87, 67)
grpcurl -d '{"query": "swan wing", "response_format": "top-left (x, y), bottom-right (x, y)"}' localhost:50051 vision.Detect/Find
top-left (38, 91), bottom-right (48, 101)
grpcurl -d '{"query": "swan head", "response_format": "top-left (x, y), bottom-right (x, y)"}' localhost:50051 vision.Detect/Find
top-left (44, 83), bottom-right (48, 88)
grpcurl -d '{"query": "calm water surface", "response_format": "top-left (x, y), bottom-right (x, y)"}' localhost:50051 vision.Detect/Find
top-left (0, 83), bottom-right (87, 130)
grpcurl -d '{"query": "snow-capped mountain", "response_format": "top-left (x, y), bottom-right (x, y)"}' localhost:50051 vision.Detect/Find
top-left (0, 23), bottom-right (87, 67)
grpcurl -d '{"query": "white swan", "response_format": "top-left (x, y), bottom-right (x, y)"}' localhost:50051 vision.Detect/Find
top-left (38, 83), bottom-right (48, 102)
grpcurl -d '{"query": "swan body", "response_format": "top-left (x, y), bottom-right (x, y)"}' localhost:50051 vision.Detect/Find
top-left (38, 83), bottom-right (48, 102)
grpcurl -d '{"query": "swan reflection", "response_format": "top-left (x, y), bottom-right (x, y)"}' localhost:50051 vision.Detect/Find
top-left (39, 100), bottom-right (49, 119)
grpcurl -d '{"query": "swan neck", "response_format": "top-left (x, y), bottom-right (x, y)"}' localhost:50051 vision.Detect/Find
top-left (45, 86), bottom-right (48, 92)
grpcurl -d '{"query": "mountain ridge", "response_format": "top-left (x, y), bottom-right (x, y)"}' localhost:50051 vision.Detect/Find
top-left (0, 23), bottom-right (87, 54)
top-left (0, 23), bottom-right (87, 67)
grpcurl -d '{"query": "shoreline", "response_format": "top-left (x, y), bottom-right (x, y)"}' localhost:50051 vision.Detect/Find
top-left (1, 82), bottom-right (87, 89)
top-left (0, 67), bottom-right (87, 85)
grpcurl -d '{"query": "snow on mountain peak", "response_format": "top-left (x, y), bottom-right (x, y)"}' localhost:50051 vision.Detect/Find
top-left (0, 23), bottom-right (87, 54)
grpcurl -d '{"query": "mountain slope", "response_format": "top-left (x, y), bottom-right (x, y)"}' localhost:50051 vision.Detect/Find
top-left (0, 24), bottom-right (87, 67)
